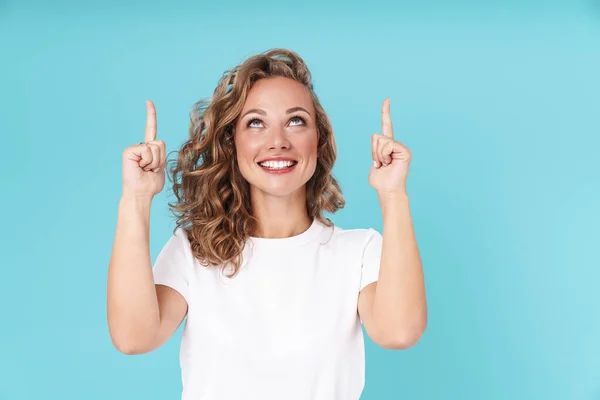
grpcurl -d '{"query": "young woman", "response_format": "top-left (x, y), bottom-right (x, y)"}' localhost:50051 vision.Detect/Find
top-left (107, 48), bottom-right (427, 400)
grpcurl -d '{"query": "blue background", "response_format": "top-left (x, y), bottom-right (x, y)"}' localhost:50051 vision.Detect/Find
top-left (1, 0), bottom-right (599, 399)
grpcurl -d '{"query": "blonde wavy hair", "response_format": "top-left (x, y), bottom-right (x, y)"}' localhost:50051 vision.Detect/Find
top-left (167, 48), bottom-right (345, 277)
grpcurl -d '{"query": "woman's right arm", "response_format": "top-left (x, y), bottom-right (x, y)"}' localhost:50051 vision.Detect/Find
top-left (107, 196), bottom-right (187, 355)
top-left (106, 100), bottom-right (187, 355)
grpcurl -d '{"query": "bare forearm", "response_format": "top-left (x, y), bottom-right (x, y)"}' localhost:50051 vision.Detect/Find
top-left (373, 193), bottom-right (427, 344)
top-left (107, 196), bottom-right (160, 352)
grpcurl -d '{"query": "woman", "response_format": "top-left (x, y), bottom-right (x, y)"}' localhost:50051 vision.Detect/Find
top-left (107, 49), bottom-right (427, 399)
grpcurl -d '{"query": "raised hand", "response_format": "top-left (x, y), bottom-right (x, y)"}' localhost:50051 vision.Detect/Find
top-left (121, 100), bottom-right (167, 199)
top-left (368, 98), bottom-right (412, 196)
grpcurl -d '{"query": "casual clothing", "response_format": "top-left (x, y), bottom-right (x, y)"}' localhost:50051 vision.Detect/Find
top-left (153, 218), bottom-right (383, 400)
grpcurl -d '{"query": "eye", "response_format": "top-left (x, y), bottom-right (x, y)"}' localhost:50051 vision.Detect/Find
top-left (246, 115), bottom-right (306, 128)
top-left (247, 118), bottom-right (263, 128)
top-left (289, 116), bottom-right (306, 126)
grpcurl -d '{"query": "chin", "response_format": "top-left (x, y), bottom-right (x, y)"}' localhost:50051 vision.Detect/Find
top-left (243, 163), bottom-right (315, 199)
top-left (251, 181), bottom-right (307, 199)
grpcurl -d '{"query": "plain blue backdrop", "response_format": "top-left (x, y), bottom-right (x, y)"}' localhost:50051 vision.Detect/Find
top-left (1, 0), bottom-right (599, 399)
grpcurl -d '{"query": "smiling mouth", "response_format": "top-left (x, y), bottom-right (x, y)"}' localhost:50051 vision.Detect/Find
top-left (257, 160), bottom-right (298, 171)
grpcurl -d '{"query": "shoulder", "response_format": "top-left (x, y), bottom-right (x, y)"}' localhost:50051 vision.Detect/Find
top-left (163, 226), bottom-right (191, 247)
top-left (173, 226), bottom-right (190, 241)
top-left (157, 226), bottom-right (194, 260)
top-left (327, 223), bottom-right (382, 250)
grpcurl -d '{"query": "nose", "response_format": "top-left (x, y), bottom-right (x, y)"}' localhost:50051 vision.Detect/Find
top-left (268, 128), bottom-right (291, 150)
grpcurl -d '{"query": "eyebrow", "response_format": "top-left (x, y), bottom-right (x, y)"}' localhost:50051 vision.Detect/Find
top-left (241, 107), bottom-right (311, 119)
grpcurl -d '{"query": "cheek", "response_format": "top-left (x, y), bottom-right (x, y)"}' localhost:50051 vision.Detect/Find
top-left (235, 135), bottom-right (257, 163)
top-left (295, 133), bottom-right (319, 160)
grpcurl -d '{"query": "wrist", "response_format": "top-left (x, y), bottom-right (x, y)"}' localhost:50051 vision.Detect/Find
top-left (377, 191), bottom-right (410, 216)
top-left (119, 194), bottom-right (153, 214)
top-left (377, 190), bottom-right (409, 203)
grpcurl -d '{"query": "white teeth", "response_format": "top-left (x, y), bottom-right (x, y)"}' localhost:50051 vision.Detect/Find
top-left (259, 160), bottom-right (295, 169)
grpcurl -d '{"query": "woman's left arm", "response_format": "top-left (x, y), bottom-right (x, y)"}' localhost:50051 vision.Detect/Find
top-left (358, 98), bottom-right (427, 350)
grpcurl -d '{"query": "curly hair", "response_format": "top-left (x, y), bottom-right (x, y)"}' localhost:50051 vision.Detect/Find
top-left (167, 48), bottom-right (345, 277)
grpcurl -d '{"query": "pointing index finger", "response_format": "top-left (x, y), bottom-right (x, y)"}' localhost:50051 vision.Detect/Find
top-left (145, 100), bottom-right (157, 142)
top-left (381, 98), bottom-right (394, 139)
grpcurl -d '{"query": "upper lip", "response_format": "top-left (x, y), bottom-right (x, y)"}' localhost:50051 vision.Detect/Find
top-left (257, 157), bottom-right (297, 163)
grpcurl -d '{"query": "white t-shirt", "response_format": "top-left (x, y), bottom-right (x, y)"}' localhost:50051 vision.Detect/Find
top-left (152, 218), bottom-right (383, 400)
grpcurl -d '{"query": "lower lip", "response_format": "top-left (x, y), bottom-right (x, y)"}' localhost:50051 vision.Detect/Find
top-left (258, 163), bottom-right (297, 174)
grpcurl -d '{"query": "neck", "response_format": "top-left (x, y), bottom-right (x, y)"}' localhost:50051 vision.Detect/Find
top-left (250, 187), bottom-right (312, 238)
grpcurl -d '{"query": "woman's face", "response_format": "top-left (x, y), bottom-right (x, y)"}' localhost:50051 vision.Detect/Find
top-left (234, 76), bottom-right (319, 199)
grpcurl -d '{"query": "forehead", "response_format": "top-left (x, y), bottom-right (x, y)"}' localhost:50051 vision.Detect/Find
top-left (241, 76), bottom-right (313, 112)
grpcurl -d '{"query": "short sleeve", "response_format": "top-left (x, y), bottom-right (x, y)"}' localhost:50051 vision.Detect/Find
top-left (152, 228), bottom-right (191, 303)
top-left (359, 228), bottom-right (383, 291)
